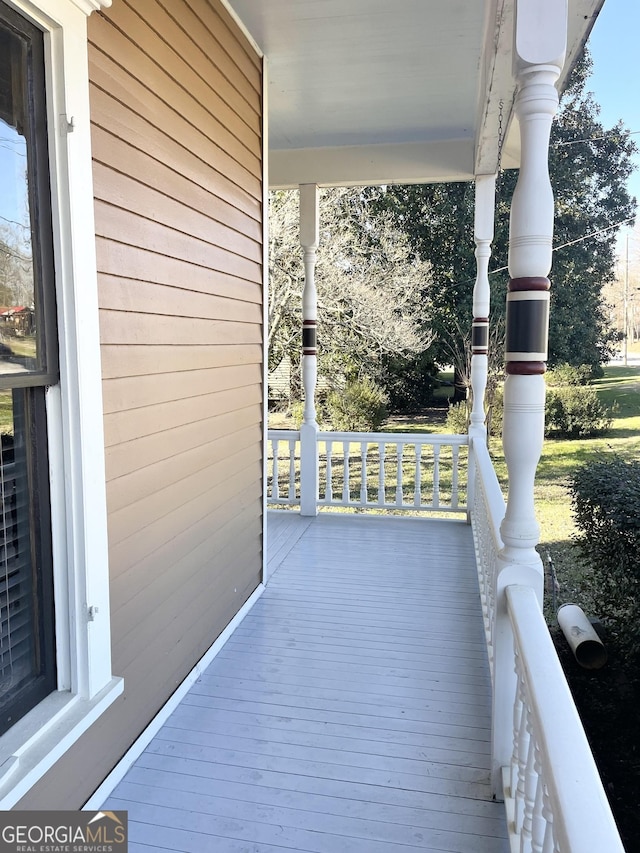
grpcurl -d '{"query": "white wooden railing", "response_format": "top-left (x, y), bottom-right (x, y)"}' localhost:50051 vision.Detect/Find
top-left (469, 436), bottom-right (505, 675)
top-left (505, 584), bottom-right (624, 853)
top-left (267, 429), bottom-right (468, 514)
top-left (267, 430), bottom-right (300, 505)
top-left (469, 437), bottom-right (624, 853)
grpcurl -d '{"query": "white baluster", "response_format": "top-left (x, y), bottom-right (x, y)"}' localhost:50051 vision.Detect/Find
top-left (343, 441), bottom-right (350, 504)
top-left (521, 709), bottom-right (537, 853)
top-left (288, 438), bottom-right (296, 500)
top-left (272, 439), bottom-right (280, 501)
top-left (541, 781), bottom-right (556, 853)
top-left (326, 439), bottom-right (333, 503)
top-left (395, 442), bottom-right (404, 505)
top-left (414, 444), bottom-right (422, 507)
top-left (360, 441), bottom-right (368, 505)
top-left (432, 445), bottom-right (441, 508)
top-left (451, 444), bottom-right (460, 508)
top-left (531, 743), bottom-right (546, 853)
top-left (511, 657), bottom-right (524, 805)
top-left (515, 676), bottom-right (530, 836)
top-left (378, 442), bottom-right (386, 505)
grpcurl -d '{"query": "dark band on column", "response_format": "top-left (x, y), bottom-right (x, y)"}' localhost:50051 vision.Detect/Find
top-left (505, 277), bottom-right (550, 375)
top-left (506, 361), bottom-right (547, 375)
top-left (471, 318), bottom-right (489, 354)
top-left (508, 277), bottom-right (550, 292)
top-left (506, 299), bottom-right (549, 353)
top-left (302, 320), bottom-right (317, 356)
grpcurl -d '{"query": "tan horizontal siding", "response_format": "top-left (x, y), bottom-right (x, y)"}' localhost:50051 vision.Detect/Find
top-left (95, 202), bottom-right (261, 283)
top-left (100, 343), bottom-right (262, 380)
top-left (17, 0), bottom-right (264, 810)
top-left (106, 0), bottom-right (260, 135)
top-left (88, 84), bottom-right (260, 221)
top-left (89, 11), bottom-right (261, 174)
top-left (113, 507), bottom-right (262, 668)
top-left (91, 126), bottom-right (262, 244)
top-left (104, 401), bottom-right (259, 479)
top-left (93, 163), bottom-right (262, 264)
top-left (188, 0), bottom-right (262, 78)
top-left (102, 364), bottom-right (261, 415)
top-left (99, 310), bottom-right (261, 347)
top-left (98, 278), bottom-right (262, 327)
top-left (88, 49), bottom-right (259, 204)
top-left (103, 384), bottom-right (262, 447)
top-left (108, 456), bottom-right (261, 582)
top-left (156, 0), bottom-right (261, 111)
top-left (95, 239), bottom-right (261, 307)
top-left (106, 421), bottom-right (260, 514)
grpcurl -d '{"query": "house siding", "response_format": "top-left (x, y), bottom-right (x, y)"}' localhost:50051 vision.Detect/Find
top-left (17, 0), bottom-right (263, 808)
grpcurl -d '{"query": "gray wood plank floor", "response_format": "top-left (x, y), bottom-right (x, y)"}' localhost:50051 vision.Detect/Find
top-left (105, 511), bottom-right (509, 852)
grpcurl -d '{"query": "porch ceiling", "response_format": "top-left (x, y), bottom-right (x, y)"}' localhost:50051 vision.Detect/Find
top-left (227, 0), bottom-right (604, 188)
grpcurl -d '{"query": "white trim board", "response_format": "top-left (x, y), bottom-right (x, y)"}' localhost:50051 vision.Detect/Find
top-left (83, 583), bottom-right (266, 810)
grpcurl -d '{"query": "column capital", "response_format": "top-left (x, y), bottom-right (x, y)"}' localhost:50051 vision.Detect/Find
top-left (299, 184), bottom-right (319, 249)
top-left (513, 0), bottom-right (567, 74)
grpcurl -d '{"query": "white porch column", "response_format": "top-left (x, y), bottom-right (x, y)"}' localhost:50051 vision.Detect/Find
top-left (469, 174), bottom-right (496, 440)
top-left (299, 183), bottom-right (319, 516)
top-left (491, 0), bottom-right (567, 796)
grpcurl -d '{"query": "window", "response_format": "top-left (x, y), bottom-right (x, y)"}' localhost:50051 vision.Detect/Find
top-left (0, 0), bottom-right (121, 807)
top-left (0, 3), bottom-right (57, 735)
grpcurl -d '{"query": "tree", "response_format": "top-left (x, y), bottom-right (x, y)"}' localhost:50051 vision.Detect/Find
top-left (268, 187), bottom-right (434, 399)
top-left (370, 49), bottom-right (637, 384)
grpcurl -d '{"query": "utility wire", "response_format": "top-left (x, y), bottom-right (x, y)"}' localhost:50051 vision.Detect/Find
top-left (445, 216), bottom-right (636, 290)
top-left (553, 130), bottom-right (640, 147)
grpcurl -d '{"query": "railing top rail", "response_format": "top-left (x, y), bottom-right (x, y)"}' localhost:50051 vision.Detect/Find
top-left (470, 436), bottom-right (505, 549)
top-left (267, 429), bottom-right (300, 439)
top-left (506, 584), bottom-right (624, 853)
top-left (317, 430), bottom-right (469, 446)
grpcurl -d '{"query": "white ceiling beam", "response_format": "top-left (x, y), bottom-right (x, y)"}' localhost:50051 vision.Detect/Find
top-left (269, 140), bottom-right (474, 190)
top-left (475, 0), bottom-right (518, 176)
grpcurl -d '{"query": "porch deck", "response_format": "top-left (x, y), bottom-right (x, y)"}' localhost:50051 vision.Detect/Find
top-left (104, 511), bottom-right (509, 852)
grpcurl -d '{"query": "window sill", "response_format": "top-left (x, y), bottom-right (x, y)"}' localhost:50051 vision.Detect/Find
top-left (0, 677), bottom-right (124, 808)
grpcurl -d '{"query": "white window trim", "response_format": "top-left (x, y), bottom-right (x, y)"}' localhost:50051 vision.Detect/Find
top-left (0, 0), bottom-right (122, 807)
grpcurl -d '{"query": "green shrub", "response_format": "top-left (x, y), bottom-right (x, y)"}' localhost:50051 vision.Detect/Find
top-left (289, 400), bottom-right (305, 429)
top-left (445, 401), bottom-right (469, 434)
top-left (445, 386), bottom-right (503, 438)
top-left (546, 362), bottom-right (593, 387)
top-left (570, 456), bottom-right (640, 656)
top-left (379, 353), bottom-right (438, 413)
top-left (544, 386), bottom-right (612, 438)
top-left (326, 378), bottom-right (388, 432)
top-left (289, 398), bottom-right (328, 428)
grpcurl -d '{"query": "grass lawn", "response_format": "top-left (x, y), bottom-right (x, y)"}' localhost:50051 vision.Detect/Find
top-left (513, 366), bottom-right (639, 614)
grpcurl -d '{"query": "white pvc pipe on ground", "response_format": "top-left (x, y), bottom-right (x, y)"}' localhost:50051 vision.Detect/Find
top-left (557, 603), bottom-right (608, 670)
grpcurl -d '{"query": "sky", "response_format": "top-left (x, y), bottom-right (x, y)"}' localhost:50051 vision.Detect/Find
top-left (586, 0), bottom-right (640, 227)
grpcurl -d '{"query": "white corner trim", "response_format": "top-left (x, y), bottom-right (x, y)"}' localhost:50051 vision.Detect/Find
top-left (83, 583), bottom-right (266, 810)
top-left (261, 55), bottom-right (269, 585)
top-left (0, 678), bottom-right (123, 810)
